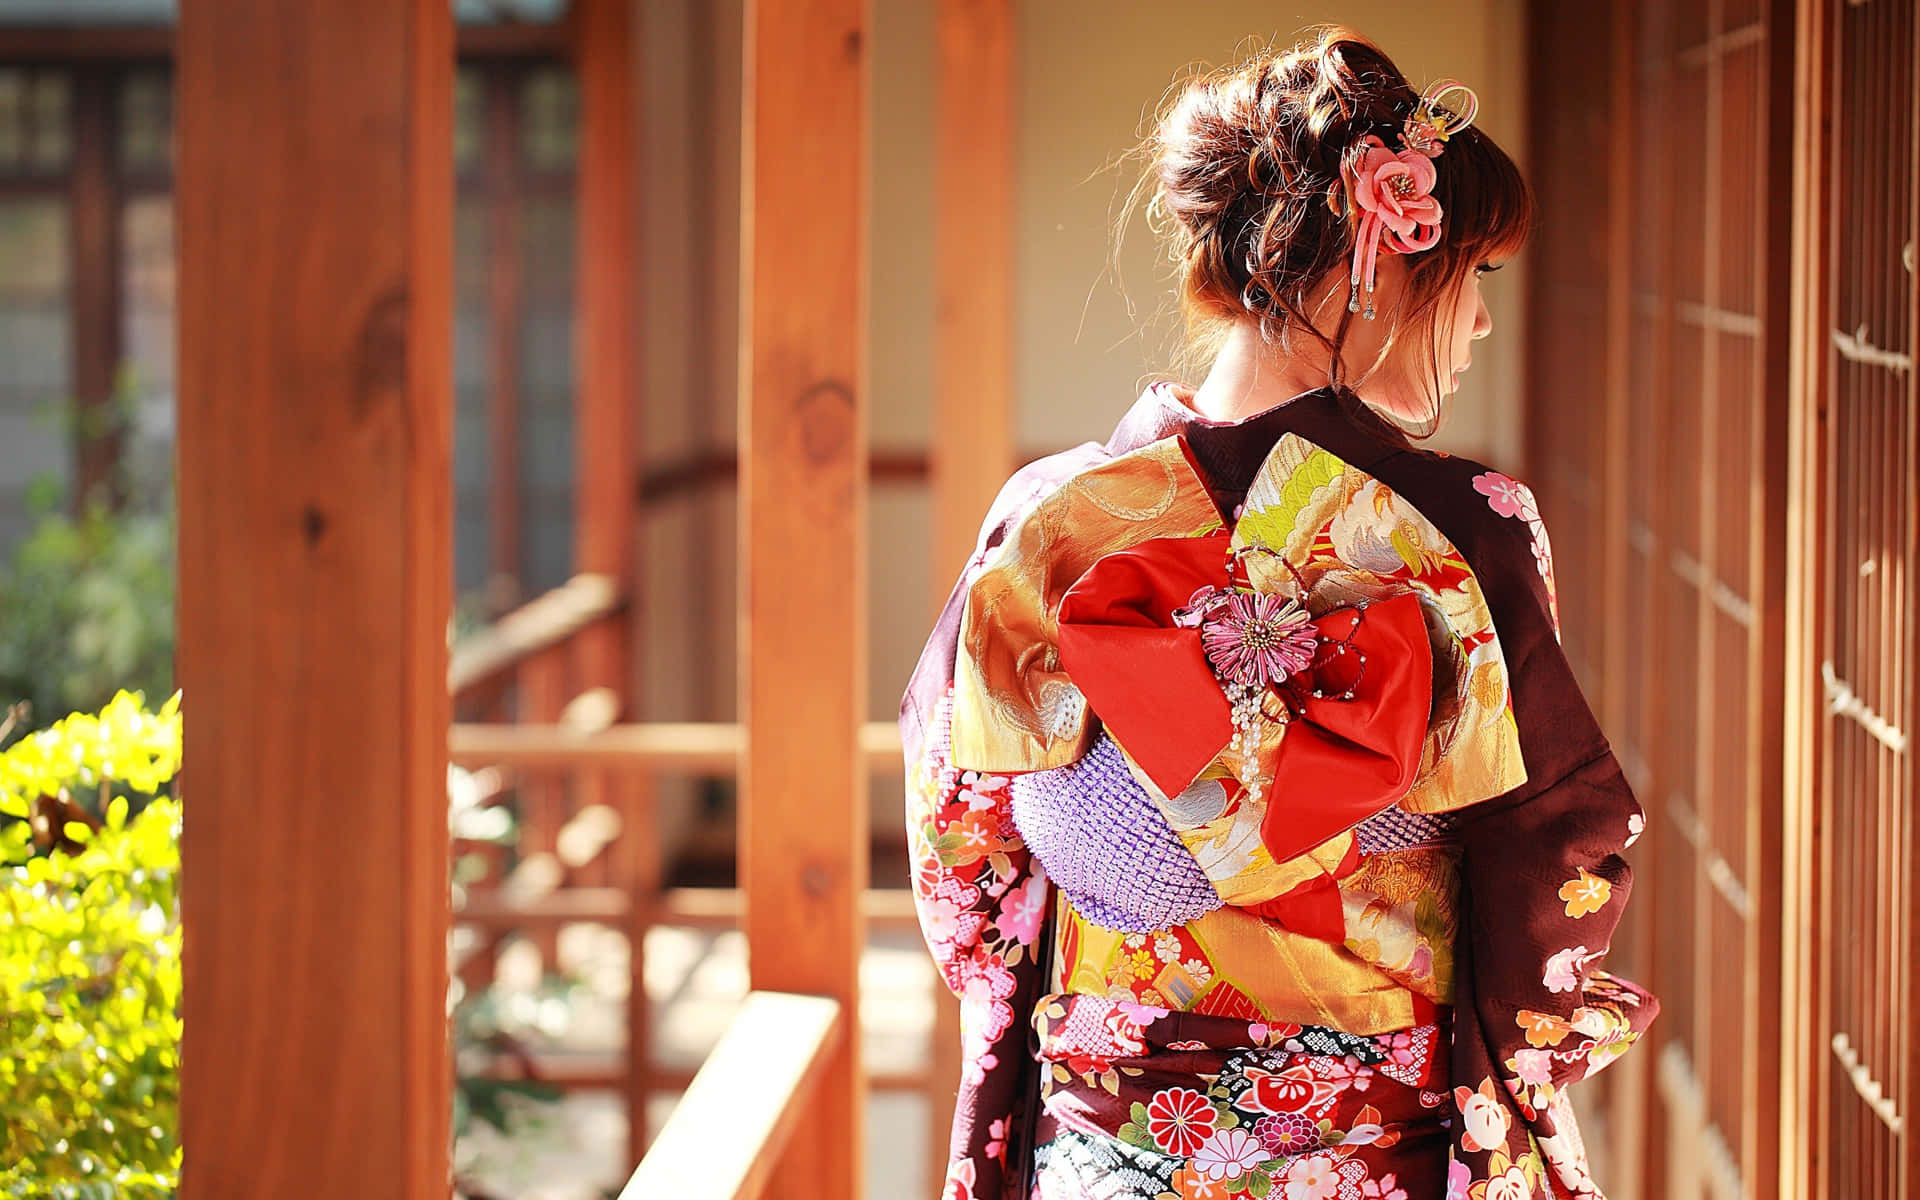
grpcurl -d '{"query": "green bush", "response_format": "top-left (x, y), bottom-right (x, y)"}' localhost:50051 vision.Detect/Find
top-left (0, 692), bottom-right (183, 1198)
top-left (0, 509), bottom-right (175, 734)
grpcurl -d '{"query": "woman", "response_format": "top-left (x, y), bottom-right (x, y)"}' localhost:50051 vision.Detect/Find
top-left (902, 28), bottom-right (1656, 1200)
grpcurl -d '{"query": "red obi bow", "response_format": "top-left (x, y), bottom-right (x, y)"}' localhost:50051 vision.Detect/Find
top-left (1054, 532), bottom-right (1434, 862)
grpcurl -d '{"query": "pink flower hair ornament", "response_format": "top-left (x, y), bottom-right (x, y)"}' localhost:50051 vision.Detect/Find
top-left (1334, 78), bottom-right (1481, 319)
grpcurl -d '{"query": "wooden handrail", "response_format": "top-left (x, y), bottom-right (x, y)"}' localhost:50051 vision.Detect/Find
top-left (619, 991), bottom-right (843, 1200)
top-left (452, 884), bottom-right (922, 929)
top-left (447, 573), bottom-right (624, 695)
top-left (447, 719), bottom-right (904, 772)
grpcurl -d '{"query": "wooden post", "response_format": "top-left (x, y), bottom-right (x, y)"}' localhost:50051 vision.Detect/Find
top-left (485, 66), bottom-right (527, 599)
top-left (574, 0), bottom-right (638, 594)
top-left (928, 2), bottom-right (1016, 1183)
top-left (175, 2), bottom-right (454, 1197)
top-left (573, 0), bottom-right (649, 1162)
top-left (931, 0), bottom-right (1016, 608)
top-left (740, 1), bottom-right (869, 1196)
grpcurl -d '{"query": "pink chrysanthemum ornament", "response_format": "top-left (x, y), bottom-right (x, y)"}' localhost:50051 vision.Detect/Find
top-left (1199, 591), bottom-right (1317, 688)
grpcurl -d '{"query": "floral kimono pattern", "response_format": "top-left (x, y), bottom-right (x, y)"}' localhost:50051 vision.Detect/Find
top-left (902, 383), bottom-right (1658, 1200)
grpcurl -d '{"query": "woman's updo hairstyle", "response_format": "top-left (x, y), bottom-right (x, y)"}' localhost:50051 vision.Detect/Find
top-left (1141, 26), bottom-right (1534, 424)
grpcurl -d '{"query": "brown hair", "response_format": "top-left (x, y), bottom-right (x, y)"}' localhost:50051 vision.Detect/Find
top-left (1132, 26), bottom-right (1535, 435)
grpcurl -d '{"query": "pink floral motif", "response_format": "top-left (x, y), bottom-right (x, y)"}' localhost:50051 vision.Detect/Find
top-left (1115, 999), bottom-right (1169, 1025)
top-left (1200, 590), bottom-right (1316, 687)
top-left (1471, 471), bottom-right (1538, 521)
top-left (1145, 1087), bottom-right (1219, 1157)
top-left (1510, 1047), bottom-right (1554, 1087)
top-left (1446, 1157), bottom-right (1472, 1200)
top-left (1193, 1127), bottom-right (1268, 1183)
top-left (1253, 1110), bottom-right (1322, 1156)
top-left (953, 953), bottom-right (1016, 1084)
top-left (997, 868), bottom-right (1049, 946)
top-left (1471, 470), bottom-right (1560, 637)
top-left (1543, 945), bottom-right (1597, 994)
top-left (983, 1117), bottom-right (1007, 1165)
top-left (1361, 1173), bottom-right (1410, 1200)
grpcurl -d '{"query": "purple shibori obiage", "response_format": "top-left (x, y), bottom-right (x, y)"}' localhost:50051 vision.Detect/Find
top-left (1009, 732), bottom-right (1223, 933)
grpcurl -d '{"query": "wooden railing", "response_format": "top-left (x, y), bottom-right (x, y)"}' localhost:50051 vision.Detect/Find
top-left (617, 991), bottom-right (843, 1200)
top-left (446, 575), bottom-right (956, 1190)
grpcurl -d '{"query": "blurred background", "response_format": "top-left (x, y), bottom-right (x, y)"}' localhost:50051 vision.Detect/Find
top-left (0, 0), bottom-right (1912, 1198)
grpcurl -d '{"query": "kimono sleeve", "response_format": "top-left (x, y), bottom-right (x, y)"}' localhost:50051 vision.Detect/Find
top-left (1445, 495), bottom-right (1659, 1200)
top-left (905, 689), bottom-right (1049, 1200)
top-left (901, 453), bottom-right (1099, 1200)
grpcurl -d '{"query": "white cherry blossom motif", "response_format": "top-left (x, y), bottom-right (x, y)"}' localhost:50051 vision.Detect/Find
top-left (1626, 809), bottom-right (1646, 848)
top-left (1282, 1152), bottom-right (1343, 1200)
top-left (1192, 1126), bottom-right (1268, 1182)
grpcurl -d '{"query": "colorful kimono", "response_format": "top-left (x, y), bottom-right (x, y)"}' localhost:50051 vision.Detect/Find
top-left (902, 383), bottom-right (1658, 1200)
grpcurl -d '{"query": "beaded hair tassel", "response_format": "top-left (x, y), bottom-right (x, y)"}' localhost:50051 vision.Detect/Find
top-left (1336, 78), bottom-right (1481, 320)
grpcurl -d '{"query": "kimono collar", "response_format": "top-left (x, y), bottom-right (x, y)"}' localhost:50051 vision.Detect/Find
top-left (1104, 381), bottom-right (1411, 502)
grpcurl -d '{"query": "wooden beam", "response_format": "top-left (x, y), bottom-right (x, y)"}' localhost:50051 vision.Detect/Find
top-left (0, 22), bottom-right (570, 62)
top-left (452, 884), bottom-right (925, 929)
top-left (619, 992), bottom-right (844, 1200)
top-left (0, 27), bottom-right (172, 60)
top-left (931, 0), bottom-right (1015, 612)
top-left (740, 0), bottom-right (869, 1195)
top-left (447, 718), bottom-right (904, 773)
top-left (175, 2), bottom-right (453, 1197)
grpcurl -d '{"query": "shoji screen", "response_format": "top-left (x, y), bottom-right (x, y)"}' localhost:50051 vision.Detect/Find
top-left (1790, 0), bottom-right (1919, 1196)
top-left (1526, 0), bottom-right (1792, 1196)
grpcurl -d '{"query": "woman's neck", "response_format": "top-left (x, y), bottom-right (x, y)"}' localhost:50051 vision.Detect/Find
top-left (1186, 319), bottom-right (1339, 424)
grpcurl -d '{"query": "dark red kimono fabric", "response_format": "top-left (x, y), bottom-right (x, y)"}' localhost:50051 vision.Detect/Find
top-left (900, 384), bottom-right (1659, 1199)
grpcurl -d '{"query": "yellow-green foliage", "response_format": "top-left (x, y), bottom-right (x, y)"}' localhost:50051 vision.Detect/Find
top-left (0, 692), bottom-right (183, 1198)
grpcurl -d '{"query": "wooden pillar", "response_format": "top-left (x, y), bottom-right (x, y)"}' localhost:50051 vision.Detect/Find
top-left (485, 66), bottom-right (527, 600)
top-left (575, 0), bottom-right (639, 591)
top-left (931, 0), bottom-right (1016, 608)
top-left (175, 2), bottom-right (454, 1197)
top-left (740, 1), bottom-right (869, 1196)
top-left (573, 0), bottom-right (649, 1162)
top-left (69, 65), bottom-right (124, 511)
top-left (928, 2), bottom-right (1016, 1184)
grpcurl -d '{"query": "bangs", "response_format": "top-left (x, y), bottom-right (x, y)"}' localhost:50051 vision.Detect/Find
top-left (1429, 123), bottom-right (1536, 267)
